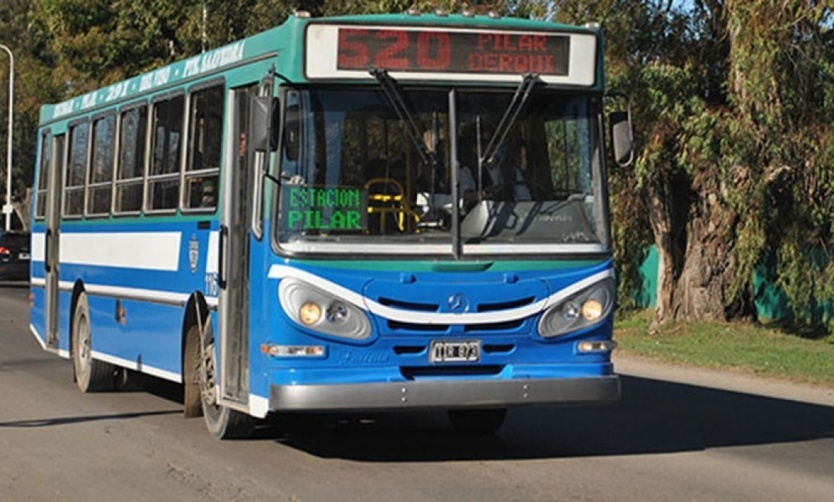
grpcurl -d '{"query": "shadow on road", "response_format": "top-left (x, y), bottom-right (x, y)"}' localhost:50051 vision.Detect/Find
top-left (264, 375), bottom-right (834, 461)
top-left (0, 409), bottom-right (180, 428)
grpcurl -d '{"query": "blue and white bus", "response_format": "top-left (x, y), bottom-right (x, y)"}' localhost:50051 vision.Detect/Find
top-left (30, 10), bottom-right (632, 438)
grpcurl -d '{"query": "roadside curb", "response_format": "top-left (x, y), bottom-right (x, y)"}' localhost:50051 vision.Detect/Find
top-left (614, 352), bottom-right (834, 408)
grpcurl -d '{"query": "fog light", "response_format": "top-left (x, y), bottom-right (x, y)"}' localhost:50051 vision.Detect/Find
top-left (577, 341), bottom-right (617, 353)
top-left (299, 302), bottom-right (322, 325)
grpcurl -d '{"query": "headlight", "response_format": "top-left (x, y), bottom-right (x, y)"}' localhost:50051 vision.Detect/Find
top-left (279, 278), bottom-right (372, 341)
top-left (299, 302), bottom-right (322, 325)
top-left (538, 279), bottom-right (615, 338)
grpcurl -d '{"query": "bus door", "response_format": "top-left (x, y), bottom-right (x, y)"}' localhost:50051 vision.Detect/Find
top-left (44, 134), bottom-right (64, 352)
top-left (217, 83), bottom-right (261, 408)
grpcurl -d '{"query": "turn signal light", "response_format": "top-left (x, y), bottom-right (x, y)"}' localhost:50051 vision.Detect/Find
top-left (261, 344), bottom-right (325, 357)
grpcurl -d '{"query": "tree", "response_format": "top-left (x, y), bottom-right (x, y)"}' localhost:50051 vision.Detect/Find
top-left (563, 0), bottom-right (834, 326)
top-left (12, 0), bottom-right (834, 329)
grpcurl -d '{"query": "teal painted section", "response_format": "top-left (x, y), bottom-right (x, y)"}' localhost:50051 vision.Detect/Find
top-left (291, 258), bottom-right (608, 273)
top-left (40, 12), bottom-right (606, 125)
top-left (634, 245), bottom-right (658, 309)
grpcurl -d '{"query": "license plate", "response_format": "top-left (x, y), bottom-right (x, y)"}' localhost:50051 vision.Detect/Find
top-left (429, 340), bottom-right (480, 363)
top-left (18, 252), bottom-right (29, 260)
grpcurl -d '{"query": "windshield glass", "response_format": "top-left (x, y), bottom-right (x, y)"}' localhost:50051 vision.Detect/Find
top-left (275, 87), bottom-right (608, 256)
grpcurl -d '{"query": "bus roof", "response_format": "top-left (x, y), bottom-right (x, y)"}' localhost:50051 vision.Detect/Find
top-left (39, 12), bottom-right (604, 125)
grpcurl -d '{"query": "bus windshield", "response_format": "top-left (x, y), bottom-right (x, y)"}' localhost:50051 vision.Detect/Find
top-left (276, 86), bottom-right (608, 256)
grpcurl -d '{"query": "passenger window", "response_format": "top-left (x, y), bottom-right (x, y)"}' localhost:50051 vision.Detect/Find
top-left (64, 121), bottom-right (89, 217)
top-left (35, 132), bottom-right (51, 220)
top-left (185, 84), bottom-right (224, 211)
top-left (115, 104), bottom-right (147, 213)
top-left (149, 94), bottom-right (184, 211)
top-left (87, 113), bottom-right (116, 216)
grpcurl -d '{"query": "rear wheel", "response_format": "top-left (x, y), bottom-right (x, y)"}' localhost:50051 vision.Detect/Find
top-left (447, 408), bottom-right (507, 435)
top-left (72, 293), bottom-right (116, 392)
top-left (194, 323), bottom-right (254, 439)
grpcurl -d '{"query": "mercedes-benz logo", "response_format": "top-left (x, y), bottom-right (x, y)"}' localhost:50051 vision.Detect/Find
top-left (448, 293), bottom-right (469, 314)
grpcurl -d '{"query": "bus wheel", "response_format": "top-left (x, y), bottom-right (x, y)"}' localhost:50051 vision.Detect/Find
top-left (72, 293), bottom-right (116, 392)
top-left (194, 324), bottom-right (254, 439)
top-left (447, 408), bottom-right (507, 435)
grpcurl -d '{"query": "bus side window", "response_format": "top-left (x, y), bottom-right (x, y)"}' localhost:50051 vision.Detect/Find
top-left (185, 84), bottom-right (224, 210)
top-left (35, 132), bottom-right (52, 220)
top-left (64, 121), bottom-right (89, 217)
top-left (87, 113), bottom-right (116, 216)
top-left (115, 104), bottom-right (147, 214)
top-left (148, 94), bottom-right (185, 212)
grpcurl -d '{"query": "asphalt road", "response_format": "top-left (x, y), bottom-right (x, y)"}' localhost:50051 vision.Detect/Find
top-left (2, 284), bottom-right (834, 501)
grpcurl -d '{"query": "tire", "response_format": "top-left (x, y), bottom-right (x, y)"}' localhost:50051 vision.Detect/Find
top-left (447, 408), bottom-right (507, 435)
top-left (196, 322), bottom-right (255, 439)
top-left (182, 324), bottom-right (203, 418)
top-left (72, 293), bottom-right (116, 392)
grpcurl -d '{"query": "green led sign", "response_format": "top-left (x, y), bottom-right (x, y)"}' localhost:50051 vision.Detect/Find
top-left (282, 185), bottom-right (367, 232)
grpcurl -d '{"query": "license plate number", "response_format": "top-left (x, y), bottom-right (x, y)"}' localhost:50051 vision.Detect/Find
top-left (430, 340), bottom-right (480, 363)
top-left (18, 252), bottom-right (29, 260)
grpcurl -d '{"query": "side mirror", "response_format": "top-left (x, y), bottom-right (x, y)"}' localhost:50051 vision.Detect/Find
top-left (610, 110), bottom-right (634, 167)
top-left (251, 96), bottom-right (280, 153)
top-left (605, 93), bottom-right (635, 167)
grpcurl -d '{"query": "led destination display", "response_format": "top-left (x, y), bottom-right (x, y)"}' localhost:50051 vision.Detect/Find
top-left (336, 27), bottom-right (570, 76)
top-left (282, 185), bottom-right (368, 232)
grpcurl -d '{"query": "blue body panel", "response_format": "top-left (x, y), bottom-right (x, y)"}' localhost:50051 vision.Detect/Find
top-left (245, 255), bottom-right (616, 403)
top-left (29, 219), bottom-right (221, 380)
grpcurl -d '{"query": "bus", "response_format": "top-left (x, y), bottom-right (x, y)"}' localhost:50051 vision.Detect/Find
top-left (29, 9), bottom-right (633, 438)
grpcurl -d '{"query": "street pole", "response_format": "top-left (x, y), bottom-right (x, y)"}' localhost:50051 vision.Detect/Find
top-left (0, 44), bottom-right (13, 232)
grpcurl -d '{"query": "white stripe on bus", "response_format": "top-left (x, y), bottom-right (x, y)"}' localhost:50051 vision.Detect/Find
top-left (31, 231), bottom-right (181, 271)
top-left (93, 351), bottom-right (182, 383)
top-left (267, 264), bottom-right (613, 325)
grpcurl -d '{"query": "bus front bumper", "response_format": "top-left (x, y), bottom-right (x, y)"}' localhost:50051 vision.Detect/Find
top-left (268, 375), bottom-right (620, 412)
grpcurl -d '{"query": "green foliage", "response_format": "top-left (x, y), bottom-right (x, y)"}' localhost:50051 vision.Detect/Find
top-left (1, 0), bottom-right (833, 330)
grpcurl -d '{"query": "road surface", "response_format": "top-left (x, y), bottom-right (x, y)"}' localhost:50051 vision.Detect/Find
top-left (1, 284), bottom-right (833, 501)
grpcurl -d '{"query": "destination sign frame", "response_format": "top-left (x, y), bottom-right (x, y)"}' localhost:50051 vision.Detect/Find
top-left (305, 24), bottom-right (598, 86)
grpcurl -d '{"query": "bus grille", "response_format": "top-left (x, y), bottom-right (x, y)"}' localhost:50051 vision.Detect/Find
top-left (401, 365), bottom-right (504, 380)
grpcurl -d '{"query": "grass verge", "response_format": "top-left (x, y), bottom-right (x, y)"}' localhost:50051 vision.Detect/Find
top-left (614, 310), bottom-right (834, 388)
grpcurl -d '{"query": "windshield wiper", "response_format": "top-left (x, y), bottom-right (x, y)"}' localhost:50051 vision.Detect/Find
top-left (479, 73), bottom-right (540, 167)
top-left (369, 68), bottom-right (438, 169)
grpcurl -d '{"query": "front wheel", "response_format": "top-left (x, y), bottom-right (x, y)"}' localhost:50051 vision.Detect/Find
top-left (72, 293), bottom-right (116, 392)
top-left (447, 408), bottom-right (507, 435)
top-left (193, 323), bottom-right (254, 439)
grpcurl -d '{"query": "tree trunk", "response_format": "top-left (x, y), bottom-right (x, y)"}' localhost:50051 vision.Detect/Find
top-left (670, 170), bottom-right (756, 322)
top-left (646, 167), bottom-right (689, 325)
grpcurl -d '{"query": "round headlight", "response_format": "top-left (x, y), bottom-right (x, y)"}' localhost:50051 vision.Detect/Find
top-left (563, 301), bottom-right (580, 320)
top-left (326, 302), bottom-right (349, 324)
top-left (581, 299), bottom-right (604, 320)
top-left (298, 302), bottom-right (322, 325)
